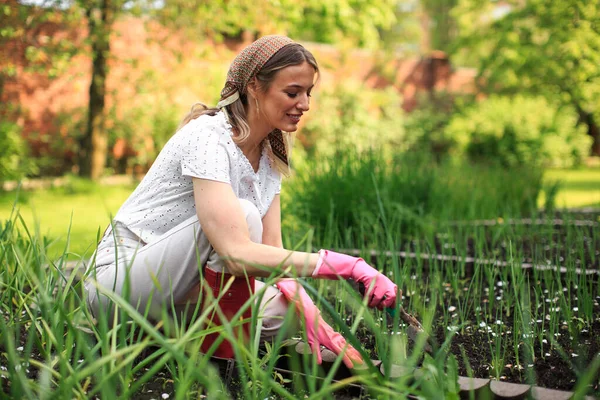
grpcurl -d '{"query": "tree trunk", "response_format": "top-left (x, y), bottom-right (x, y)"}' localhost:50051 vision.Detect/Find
top-left (424, 0), bottom-right (457, 52)
top-left (79, 1), bottom-right (114, 180)
top-left (419, 5), bottom-right (431, 53)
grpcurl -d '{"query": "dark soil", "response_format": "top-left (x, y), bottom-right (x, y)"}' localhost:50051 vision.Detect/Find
top-left (344, 312), bottom-right (600, 393)
top-left (348, 210), bottom-right (600, 396)
top-left (347, 300), bottom-right (600, 391)
top-left (403, 221), bottom-right (599, 271)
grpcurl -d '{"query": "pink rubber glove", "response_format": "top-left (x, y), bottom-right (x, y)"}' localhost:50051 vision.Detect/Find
top-left (312, 250), bottom-right (398, 309)
top-left (276, 279), bottom-right (363, 369)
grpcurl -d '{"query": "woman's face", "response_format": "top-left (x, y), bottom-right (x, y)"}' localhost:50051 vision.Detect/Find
top-left (254, 61), bottom-right (316, 133)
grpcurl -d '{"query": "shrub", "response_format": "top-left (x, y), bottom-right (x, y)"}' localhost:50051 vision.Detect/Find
top-left (445, 95), bottom-right (591, 168)
top-left (403, 92), bottom-right (475, 160)
top-left (109, 96), bottom-right (181, 173)
top-left (107, 61), bottom-right (225, 173)
top-left (0, 121), bottom-right (37, 187)
top-left (37, 109), bottom-right (85, 176)
top-left (298, 81), bottom-right (406, 159)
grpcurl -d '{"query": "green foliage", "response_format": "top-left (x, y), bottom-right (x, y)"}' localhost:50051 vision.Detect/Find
top-left (107, 61), bottom-right (226, 171)
top-left (445, 95), bottom-right (591, 167)
top-left (109, 99), bottom-right (181, 171)
top-left (287, 0), bottom-right (397, 48)
top-left (0, 2), bottom-right (81, 86)
top-left (456, 0), bottom-right (600, 98)
top-left (0, 121), bottom-right (36, 186)
top-left (421, 0), bottom-right (459, 52)
top-left (29, 109), bottom-right (85, 176)
top-left (452, 0), bottom-right (600, 153)
top-left (403, 92), bottom-right (474, 159)
top-left (299, 81), bottom-right (405, 160)
top-left (284, 148), bottom-right (544, 248)
top-left (0, 188), bottom-right (598, 398)
top-left (0, 2), bottom-right (81, 175)
top-left (156, 0), bottom-right (396, 49)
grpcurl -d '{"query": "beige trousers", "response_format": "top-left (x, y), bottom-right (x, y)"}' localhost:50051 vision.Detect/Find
top-left (84, 199), bottom-right (291, 339)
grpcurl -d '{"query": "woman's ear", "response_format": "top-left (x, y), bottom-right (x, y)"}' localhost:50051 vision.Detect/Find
top-left (247, 77), bottom-right (259, 98)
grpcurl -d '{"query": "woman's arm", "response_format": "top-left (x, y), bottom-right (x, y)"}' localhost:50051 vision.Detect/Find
top-left (261, 194), bottom-right (283, 248)
top-left (193, 178), bottom-right (317, 277)
top-left (193, 178), bottom-right (397, 310)
top-left (259, 194), bottom-right (363, 367)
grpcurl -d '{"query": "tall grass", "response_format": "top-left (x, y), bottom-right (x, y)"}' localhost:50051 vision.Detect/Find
top-left (281, 148), bottom-right (598, 396)
top-left (1, 149), bottom-right (598, 398)
top-left (1, 211), bottom-right (444, 399)
top-left (284, 150), bottom-right (544, 249)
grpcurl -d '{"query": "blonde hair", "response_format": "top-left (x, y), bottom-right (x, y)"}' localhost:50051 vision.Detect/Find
top-left (178, 43), bottom-right (319, 176)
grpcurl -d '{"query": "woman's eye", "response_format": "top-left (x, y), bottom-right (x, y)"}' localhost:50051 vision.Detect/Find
top-left (286, 92), bottom-right (298, 98)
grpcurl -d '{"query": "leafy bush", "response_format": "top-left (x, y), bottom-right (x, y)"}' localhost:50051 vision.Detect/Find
top-left (403, 92), bottom-right (474, 160)
top-left (445, 95), bottom-right (591, 168)
top-left (108, 62), bottom-right (225, 173)
top-left (109, 96), bottom-right (181, 172)
top-left (298, 81), bottom-right (406, 159)
top-left (33, 109), bottom-right (85, 176)
top-left (0, 121), bottom-right (37, 186)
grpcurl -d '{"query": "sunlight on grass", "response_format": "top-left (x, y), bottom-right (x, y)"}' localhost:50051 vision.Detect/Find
top-left (540, 168), bottom-right (600, 208)
top-left (0, 183), bottom-right (134, 259)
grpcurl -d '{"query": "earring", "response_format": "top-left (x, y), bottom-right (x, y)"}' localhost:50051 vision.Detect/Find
top-left (255, 98), bottom-right (260, 114)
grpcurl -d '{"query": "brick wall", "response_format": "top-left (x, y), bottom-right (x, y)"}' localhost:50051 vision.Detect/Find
top-left (2, 15), bottom-right (476, 170)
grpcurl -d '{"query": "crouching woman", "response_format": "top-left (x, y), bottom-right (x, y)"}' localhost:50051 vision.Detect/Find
top-left (84, 35), bottom-right (398, 368)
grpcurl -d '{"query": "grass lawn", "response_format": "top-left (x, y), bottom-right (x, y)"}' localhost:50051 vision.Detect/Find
top-left (541, 167), bottom-right (600, 208)
top-left (0, 181), bottom-right (135, 260)
top-left (0, 167), bottom-right (598, 259)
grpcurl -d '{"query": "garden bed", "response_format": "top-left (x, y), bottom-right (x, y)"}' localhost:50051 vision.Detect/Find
top-left (1, 211), bottom-right (598, 398)
top-left (339, 211), bottom-right (600, 396)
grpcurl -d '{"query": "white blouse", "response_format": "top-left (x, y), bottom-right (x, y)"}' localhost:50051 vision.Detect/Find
top-left (113, 111), bottom-right (282, 244)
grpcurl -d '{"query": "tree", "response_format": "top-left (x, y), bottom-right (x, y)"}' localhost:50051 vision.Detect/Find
top-left (0, 1), bottom-right (79, 116)
top-left (452, 0), bottom-right (600, 156)
top-left (77, 0), bottom-right (123, 179)
top-left (287, 0), bottom-right (397, 48)
top-left (1, 1), bottom-right (81, 178)
top-left (7, 0), bottom-right (399, 180)
top-left (155, 0), bottom-right (397, 49)
top-left (421, 0), bottom-right (458, 52)
top-left (1, 0), bottom-right (115, 179)
top-left (100, 0), bottom-right (397, 179)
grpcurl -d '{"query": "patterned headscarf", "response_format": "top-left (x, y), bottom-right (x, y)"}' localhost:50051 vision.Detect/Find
top-left (216, 35), bottom-right (295, 171)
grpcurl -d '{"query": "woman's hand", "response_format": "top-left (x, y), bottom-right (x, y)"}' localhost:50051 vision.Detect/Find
top-left (312, 250), bottom-right (398, 309)
top-left (276, 279), bottom-right (363, 369)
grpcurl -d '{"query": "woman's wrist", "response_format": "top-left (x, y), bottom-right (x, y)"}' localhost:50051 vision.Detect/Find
top-left (312, 249), bottom-right (326, 276)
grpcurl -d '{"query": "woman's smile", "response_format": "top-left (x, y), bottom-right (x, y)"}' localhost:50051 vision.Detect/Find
top-left (286, 113), bottom-right (302, 124)
top-left (252, 61), bottom-right (316, 134)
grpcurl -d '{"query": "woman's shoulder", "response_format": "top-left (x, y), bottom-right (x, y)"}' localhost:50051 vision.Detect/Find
top-left (170, 111), bottom-right (236, 156)
top-left (180, 111), bottom-right (232, 138)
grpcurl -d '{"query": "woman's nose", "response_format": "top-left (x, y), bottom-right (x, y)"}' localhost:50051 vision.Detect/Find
top-left (297, 93), bottom-right (310, 111)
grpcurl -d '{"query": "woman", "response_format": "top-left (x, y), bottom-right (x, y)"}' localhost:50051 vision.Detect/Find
top-left (84, 35), bottom-right (398, 368)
